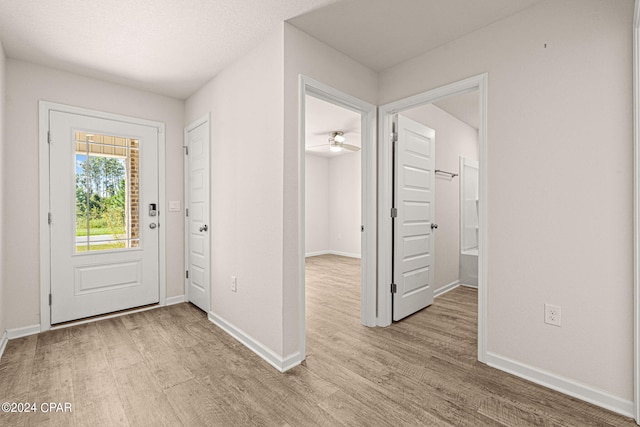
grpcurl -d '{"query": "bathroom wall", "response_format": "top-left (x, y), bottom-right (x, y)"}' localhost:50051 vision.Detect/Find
top-left (402, 104), bottom-right (478, 293)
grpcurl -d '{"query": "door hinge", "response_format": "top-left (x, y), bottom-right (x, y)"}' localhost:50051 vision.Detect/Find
top-left (47, 131), bottom-right (51, 144)
top-left (186, 208), bottom-right (189, 217)
top-left (186, 270), bottom-right (189, 279)
top-left (390, 208), bottom-right (397, 218)
top-left (184, 146), bottom-right (189, 155)
top-left (360, 225), bottom-right (364, 232)
top-left (391, 132), bottom-right (398, 143)
top-left (49, 293), bottom-right (52, 306)
top-left (391, 283), bottom-right (397, 294)
top-left (47, 212), bottom-right (52, 224)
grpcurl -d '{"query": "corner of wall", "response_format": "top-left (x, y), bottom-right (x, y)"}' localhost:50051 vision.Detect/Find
top-left (0, 39), bottom-right (6, 347)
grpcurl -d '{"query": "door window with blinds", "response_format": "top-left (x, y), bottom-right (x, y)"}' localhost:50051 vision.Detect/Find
top-left (74, 131), bottom-right (140, 252)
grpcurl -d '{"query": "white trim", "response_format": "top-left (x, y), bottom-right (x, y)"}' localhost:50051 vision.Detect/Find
top-left (305, 250), bottom-right (361, 259)
top-left (208, 311), bottom-right (303, 372)
top-left (166, 295), bottom-right (186, 306)
top-left (7, 324), bottom-right (41, 339)
top-left (378, 74), bottom-right (489, 364)
top-left (434, 280), bottom-right (460, 298)
top-left (38, 101), bottom-right (167, 331)
top-left (487, 352), bottom-right (635, 418)
top-left (298, 75), bottom-right (378, 369)
top-left (305, 250), bottom-right (331, 257)
top-left (329, 250), bottom-right (361, 259)
top-left (0, 331), bottom-right (8, 360)
top-left (158, 123), bottom-right (167, 307)
top-left (634, 0), bottom-right (640, 422)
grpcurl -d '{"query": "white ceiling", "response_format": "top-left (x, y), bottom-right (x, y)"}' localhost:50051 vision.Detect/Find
top-left (0, 0), bottom-right (339, 99)
top-left (289, 0), bottom-right (545, 72)
top-left (0, 0), bottom-right (545, 100)
top-left (305, 95), bottom-right (361, 158)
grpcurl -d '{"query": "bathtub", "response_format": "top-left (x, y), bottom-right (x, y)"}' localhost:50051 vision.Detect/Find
top-left (459, 248), bottom-right (478, 287)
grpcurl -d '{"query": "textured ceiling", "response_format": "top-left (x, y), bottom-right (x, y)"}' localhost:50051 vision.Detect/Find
top-left (0, 0), bottom-right (545, 100)
top-left (289, 0), bottom-right (545, 71)
top-left (0, 0), bottom-right (339, 99)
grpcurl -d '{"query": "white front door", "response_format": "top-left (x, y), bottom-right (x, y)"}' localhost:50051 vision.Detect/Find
top-left (392, 114), bottom-right (436, 321)
top-left (49, 111), bottom-right (160, 324)
top-left (185, 116), bottom-right (210, 312)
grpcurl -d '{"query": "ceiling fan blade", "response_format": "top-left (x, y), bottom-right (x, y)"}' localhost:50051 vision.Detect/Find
top-left (341, 143), bottom-right (361, 152)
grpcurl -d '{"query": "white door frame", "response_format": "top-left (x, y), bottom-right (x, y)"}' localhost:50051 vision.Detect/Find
top-left (38, 101), bottom-right (167, 332)
top-left (298, 76), bottom-right (378, 359)
top-left (633, 0), bottom-right (640, 422)
top-left (378, 74), bottom-right (489, 362)
top-left (183, 113), bottom-right (211, 311)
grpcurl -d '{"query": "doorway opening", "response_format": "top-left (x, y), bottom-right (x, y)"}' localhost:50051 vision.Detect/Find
top-left (304, 94), bottom-right (363, 335)
top-left (401, 89), bottom-right (480, 298)
top-left (378, 74), bottom-right (488, 361)
top-left (298, 76), bottom-right (377, 359)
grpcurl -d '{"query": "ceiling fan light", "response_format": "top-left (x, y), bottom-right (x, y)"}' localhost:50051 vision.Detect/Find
top-left (334, 134), bottom-right (345, 143)
top-left (330, 145), bottom-right (342, 152)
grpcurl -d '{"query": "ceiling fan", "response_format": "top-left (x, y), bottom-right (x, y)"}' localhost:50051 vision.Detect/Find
top-left (316, 131), bottom-right (360, 153)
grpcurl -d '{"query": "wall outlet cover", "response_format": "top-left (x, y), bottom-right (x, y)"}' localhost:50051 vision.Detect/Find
top-left (544, 304), bottom-right (561, 327)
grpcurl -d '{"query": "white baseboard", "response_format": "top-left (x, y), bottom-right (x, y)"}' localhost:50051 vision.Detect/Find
top-left (166, 295), bottom-right (186, 306)
top-left (7, 324), bottom-right (41, 339)
top-left (0, 331), bottom-right (7, 360)
top-left (305, 250), bottom-right (330, 257)
top-left (305, 250), bottom-right (361, 259)
top-left (208, 312), bottom-right (302, 372)
top-left (330, 250), bottom-right (361, 259)
top-left (434, 280), bottom-right (460, 297)
top-left (485, 352), bottom-right (634, 418)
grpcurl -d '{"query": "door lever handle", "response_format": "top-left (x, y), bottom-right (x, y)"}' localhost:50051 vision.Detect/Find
top-left (199, 224), bottom-right (208, 232)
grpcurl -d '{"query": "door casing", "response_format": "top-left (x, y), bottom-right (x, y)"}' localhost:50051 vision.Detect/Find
top-left (39, 101), bottom-right (167, 332)
top-left (378, 74), bottom-right (488, 362)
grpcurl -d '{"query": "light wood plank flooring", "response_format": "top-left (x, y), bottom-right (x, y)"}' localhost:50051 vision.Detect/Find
top-left (0, 254), bottom-right (635, 426)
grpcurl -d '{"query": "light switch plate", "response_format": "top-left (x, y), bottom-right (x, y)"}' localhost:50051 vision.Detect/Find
top-left (168, 201), bottom-right (181, 212)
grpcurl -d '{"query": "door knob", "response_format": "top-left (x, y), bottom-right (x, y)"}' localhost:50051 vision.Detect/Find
top-left (199, 224), bottom-right (208, 232)
top-left (149, 223), bottom-right (157, 229)
top-left (431, 223), bottom-right (438, 230)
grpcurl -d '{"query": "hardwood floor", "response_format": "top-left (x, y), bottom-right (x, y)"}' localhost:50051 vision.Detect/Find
top-left (0, 253), bottom-right (635, 426)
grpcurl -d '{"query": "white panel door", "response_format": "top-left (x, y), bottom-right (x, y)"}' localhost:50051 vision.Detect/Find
top-left (49, 111), bottom-right (160, 324)
top-left (393, 114), bottom-right (436, 321)
top-left (185, 117), bottom-right (210, 312)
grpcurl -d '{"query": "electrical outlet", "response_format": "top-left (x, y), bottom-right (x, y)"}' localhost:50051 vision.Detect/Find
top-left (544, 304), bottom-right (561, 327)
top-left (231, 276), bottom-right (237, 292)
